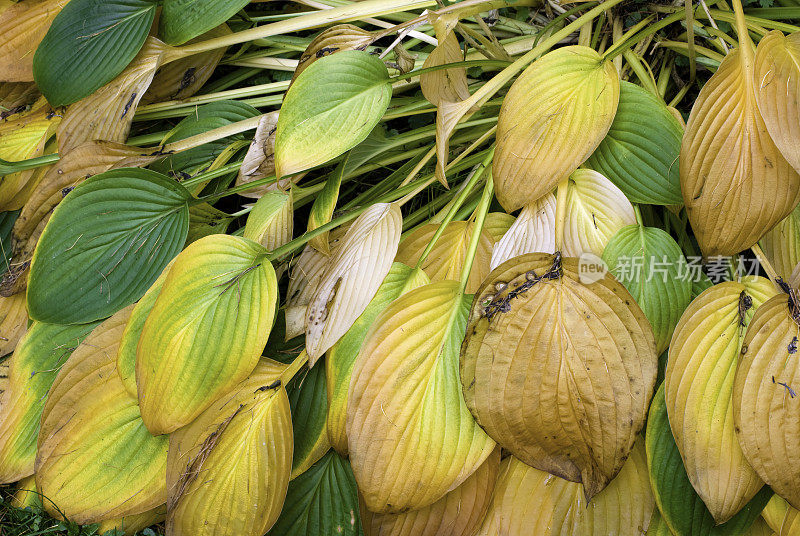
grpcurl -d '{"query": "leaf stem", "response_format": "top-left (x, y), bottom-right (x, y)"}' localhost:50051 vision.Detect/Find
top-left (389, 59), bottom-right (511, 82)
top-left (458, 175), bottom-right (494, 295)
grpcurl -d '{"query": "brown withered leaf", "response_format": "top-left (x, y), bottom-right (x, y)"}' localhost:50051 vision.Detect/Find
top-left (0, 0), bottom-right (63, 82)
top-left (461, 253), bottom-right (657, 500)
top-left (234, 111), bottom-right (284, 198)
top-left (0, 82), bottom-right (40, 112)
top-left (292, 24), bottom-right (375, 82)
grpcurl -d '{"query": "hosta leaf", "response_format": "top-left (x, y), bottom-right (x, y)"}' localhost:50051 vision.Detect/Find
top-left (348, 281), bottom-right (496, 513)
top-left (56, 37), bottom-right (168, 155)
top-left (760, 204), bottom-right (800, 281)
top-left (493, 45), bottom-right (619, 211)
top-left (187, 202), bottom-right (233, 245)
top-left (137, 234), bottom-right (277, 435)
top-left (665, 278), bottom-right (776, 523)
top-left (11, 475), bottom-right (39, 510)
top-left (0, 82), bottom-right (40, 109)
top-left (420, 15), bottom-right (469, 107)
top-left (97, 506), bottom-right (167, 536)
top-left (0, 0), bottom-right (63, 82)
top-left (490, 194), bottom-right (556, 270)
top-left (780, 507), bottom-right (800, 536)
top-left (646, 384), bottom-right (773, 536)
top-left (364, 447), bottom-right (499, 536)
top-left (461, 253), bottom-right (657, 500)
top-left (762, 495), bottom-right (791, 533)
top-left (306, 203), bottom-right (402, 364)
top-left (754, 31), bottom-right (800, 175)
top-left (288, 361), bottom-right (330, 480)
top-left (395, 220), bottom-right (495, 294)
top-left (35, 307), bottom-right (168, 523)
top-left (602, 225), bottom-right (692, 354)
top-left (734, 291), bottom-right (800, 510)
top-left (33, 0), bottom-right (157, 107)
top-left (326, 262), bottom-right (429, 455)
top-left (275, 51), bottom-right (392, 178)
top-left (166, 359), bottom-right (292, 536)
top-left (307, 158), bottom-right (345, 254)
top-left (27, 168), bottom-right (191, 324)
top-left (269, 450), bottom-right (362, 536)
top-left (293, 24), bottom-right (375, 82)
top-left (475, 441), bottom-right (653, 536)
top-left (0, 293), bottom-right (27, 357)
top-left (647, 511), bottom-right (675, 536)
top-left (235, 111), bottom-right (282, 198)
top-left (586, 81), bottom-right (683, 205)
top-left (160, 0), bottom-right (248, 45)
top-left (243, 190), bottom-right (294, 252)
top-left (0, 320), bottom-right (99, 483)
top-left (562, 168), bottom-right (637, 257)
top-left (681, 44), bottom-right (800, 256)
top-left (0, 210), bottom-right (17, 278)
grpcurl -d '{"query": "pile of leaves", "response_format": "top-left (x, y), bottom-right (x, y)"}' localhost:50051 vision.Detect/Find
top-left (3, 0), bottom-right (800, 534)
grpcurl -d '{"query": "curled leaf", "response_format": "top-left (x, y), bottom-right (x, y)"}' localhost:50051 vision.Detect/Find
top-left (235, 111), bottom-right (283, 198)
top-left (137, 234), bottom-right (278, 435)
top-left (490, 194), bottom-right (556, 270)
top-left (493, 45), bottom-right (619, 211)
top-left (665, 278), bottom-right (776, 523)
top-left (166, 359), bottom-right (292, 536)
top-left (348, 281), bottom-right (496, 513)
top-left (306, 202), bottom-right (402, 364)
top-left (461, 253), bottom-right (657, 500)
top-left (420, 14), bottom-right (469, 107)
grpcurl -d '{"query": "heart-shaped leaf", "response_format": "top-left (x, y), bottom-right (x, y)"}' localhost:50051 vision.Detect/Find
top-left (586, 81), bottom-right (683, 205)
top-left (348, 281), bottom-right (496, 513)
top-left (0, 320), bottom-right (99, 483)
top-left (166, 359), bottom-right (292, 536)
top-left (493, 45), bottom-right (619, 211)
top-left (461, 253), bottom-right (657, 500)
top-left (269, 450), bottom-right (362, 536)
top-left (602, 225), bottom-right (692, 354)
top-left (35, 307), bottom-right (168, 524)
top-left (275, 51), bottom-right (392, 178)
top-left (33, 0), bottom-right (157, 107)
top-left (646, 384), bottom-right (773, 536)
top-left (734, 290), bottom-right (800, 510)
top-left (490, 194), bottom-right (556, 270)
top-left (665, 278), bottom-right (776, 523)
top-left (137, 234), bottom-right (277, 435)
top-left (159, 0), bottom-right (249, 45)
top-left (420, 14), bottom-right (469, 107)
top-left (27, 168), bottom-right (191, 325)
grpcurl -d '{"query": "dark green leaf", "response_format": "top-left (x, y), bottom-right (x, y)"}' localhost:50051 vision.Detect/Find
top-left (160, 0), bottom-right (250, 45)
top-left (287, 360), bottom-right (329, 478)
top-left (27, 168), bottom-right (191, 324)
top-left (33, 0), bottom-right (157, 107)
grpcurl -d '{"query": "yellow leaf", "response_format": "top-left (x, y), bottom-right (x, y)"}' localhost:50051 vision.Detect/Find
top-left (665, 278), bottom-right (777, 523)
top-left (0, 0), bottom-right (63, 82)
top-left (461, 253), bottom-right (657, 500)
top-left (348, 281), bottom-right (496, 513)
top-left (475, 440), bottom-right (654, 535)
top-left (166, 359), bottom-right (292, 536)
top-left (35, 307), bottom-right (168, 524)
top-left (243, 190), bottom-right (293, 251)
top-left (490, 194), bottom-right (556, 270)
top-left (306, 203), bottom-right (402, 364)
top-left (420, 14), bottom-right (470, 107)
top-left (137, 234), bottom-right (278, 435)
top-left (761, 204), bottom-right (800, 281)
top-left (97, 505), bottom-right (167, 536)
top-left (0, 293), bottom-right (27, 357)
top-left (734, 290), bottom-right (800, 510)
top-left (763, 495), bottom-right (791, 533)
top-left (493, 46), bottom-right (619, 211)
top-left (11, 474), bottom-right (39, 509)
top-left (363, 447), bottom-right (500, 536)
top-left (681, 44), bottom-right (800, 256)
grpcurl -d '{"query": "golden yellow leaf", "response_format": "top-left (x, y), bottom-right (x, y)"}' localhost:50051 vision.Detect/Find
top-left (0, 0), bottom-right (63, 82)
top-left (665, 278), bottom-right (777, 523)
top-left (97, 505), bottom-right (167, 536)
top-left (763, 495), bottom-right (792, 533)
top-left (35, 307), bottom-right (168, 523)
top-left (166, 359), bottom-right (292, 536)
top-left (493, 46), bottom-right (619, 211)
top-left (461, 253), bottom-right (657, 500)
top-left (348, 281), bottom-right (496, 513)
top-left (734, 290), bottom-right (800, 510)
top-left (363, 447), bottom-right (500, 536)
top-left (781, 507), bottom-right (800, 536)
top-left (10, 474), bottom-right (38, 509)
top-left (681, 43), bottom-right (800, 256)
top-left (420, 14), bottom-right (470, 107)
top-left (490, 194), bottom-right (556, 270)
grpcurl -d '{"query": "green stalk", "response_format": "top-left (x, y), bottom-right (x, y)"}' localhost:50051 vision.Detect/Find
top-left (0, 154), bottom-right (60, 176)
top-left (457, 176), bottom-right (494, 295)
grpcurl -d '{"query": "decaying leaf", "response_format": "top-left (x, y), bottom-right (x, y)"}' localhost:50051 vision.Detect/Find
top-left (681, 41), bottom-right (800, 256)
top-left (348, 281), bottom-right (496, 513)
top-left (493, 45), bottom-right (619, 211)
top-left (306, 203), bottom-right (402, 364)
top-left (490, 194), bottom-right (556, 270)
top-left (166, 359), bottom-right (292, 536)
top-left (35, 307), bottom-right (168, 524)
top-left (293, 24), bottom-right (375, 82)
top-left (665, 278), bottom-right (777, 523)
top-left (420, 14), bottom-right (470, 107)
top-left (0, 0), bottom-right (63, 82)
top-left (461, 253), bottom-right (657, 500)
top-left (0, 293), bottom-right (27, 357)
top-left (235, 111), bottom-right (284, 198)
top-left (243, 190), bottom-right (293, 251)
top-left (734, 289), bottom-right (800, 510)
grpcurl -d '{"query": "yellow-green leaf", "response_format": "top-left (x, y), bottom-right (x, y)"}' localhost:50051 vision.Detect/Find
top-left (760, 204), bottom-right (800, 281)
top-left (243, 190), bottom-right (293, 251)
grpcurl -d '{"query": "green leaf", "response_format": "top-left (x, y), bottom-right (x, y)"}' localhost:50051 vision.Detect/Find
top-left (27, 168), bottom-right (191, 325)
top-left (160, 0), bottom-right (250, 45)
top-left (269, 450), bottom-right (362, 536)
top-left (187, 203), bottom-right (233, 246)
top-left (33, 0), bottom-right (157, 107)
top-left (602, 225), bottom-right (692, 354)
top-left (645, 384), bottom-right (772, 536)
top-left (0, 321), bottom-right (100, 483)
top-left (275, 51), bottom-right (392, 178)
top-left (586, 81), bottom-right (683, 205)
top-left (307, 156), bottom-right (346, 254)
top-left (288, 361), bottom-right (329, 479)
top-left (150, 101), bottom-right (260, 177)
